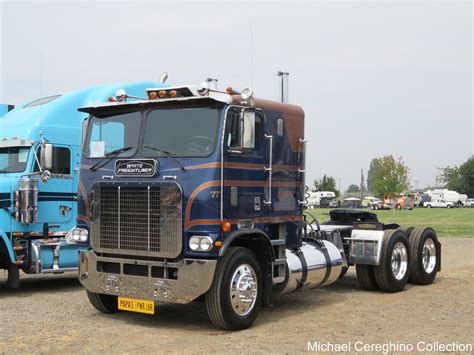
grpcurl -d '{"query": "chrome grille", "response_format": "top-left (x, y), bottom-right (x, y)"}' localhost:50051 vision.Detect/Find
top-left (92, 183), bottom-right (182, 258)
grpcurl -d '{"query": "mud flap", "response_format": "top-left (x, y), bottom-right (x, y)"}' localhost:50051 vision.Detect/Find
top-left (7, 262), bottom-right (20, 288)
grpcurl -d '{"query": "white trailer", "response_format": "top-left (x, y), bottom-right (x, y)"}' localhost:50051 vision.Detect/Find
top-left (307, 191), bottom-right (336, 208)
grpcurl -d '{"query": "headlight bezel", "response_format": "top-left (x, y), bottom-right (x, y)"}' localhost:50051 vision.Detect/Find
top-left (188, 235), bottom-right (213, 252)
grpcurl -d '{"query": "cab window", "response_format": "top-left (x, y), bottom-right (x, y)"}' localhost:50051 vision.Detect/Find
top-left (227, 109), bottom-right (262, 153)
top-left (34, 147), bottom-right (71, 175)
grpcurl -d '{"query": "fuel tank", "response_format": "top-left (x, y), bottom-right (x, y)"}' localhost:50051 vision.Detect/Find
top-left (279, 240), bottom-right (343, 294)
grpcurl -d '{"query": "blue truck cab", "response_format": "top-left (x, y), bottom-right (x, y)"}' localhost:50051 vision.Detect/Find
top-left (0, 81), bottom-right (161, 287)
top-left (77, 75), bottom-right (441, 330)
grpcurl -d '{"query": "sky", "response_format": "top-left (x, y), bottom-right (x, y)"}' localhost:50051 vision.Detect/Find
top-left (1, 0), bottom-right (472, 191)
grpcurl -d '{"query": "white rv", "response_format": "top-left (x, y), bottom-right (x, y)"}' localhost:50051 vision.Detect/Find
top-left (425, 189), bottom-right (467, 206)
top-left (307, 191), bottom-right (336, 208)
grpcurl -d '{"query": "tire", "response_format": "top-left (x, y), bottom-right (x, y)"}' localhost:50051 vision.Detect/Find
top-left (396, 204), bottom-right (402, 210)
top-left (427, 204), bottom-right (432, 208)
top-left (356, 264), bottom-right (379, 290)
top-left (87, 291), bottom-right (118, 313)
top-left (374, 205), bottom-right (379, 210)
top-left (407, 227), bottom-right (440, 285)
top-left (205, 247), bottom-right (262, 330)
top-left (373, 229), bottom-right (410, 292)
top-left (447, 205), bottom-right (452, 209)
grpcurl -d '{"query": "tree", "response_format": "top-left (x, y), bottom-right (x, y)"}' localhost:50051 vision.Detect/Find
top-left (438, 156), bottom-right (474, 196)
top-left (371, 155), bottom-right (411, 199)
top-left (346, 184), bottom-right (360, 193)
top-left (367, 158), bottom-right (382, 193)
top-left (314, 175), bottom-right (340, 197)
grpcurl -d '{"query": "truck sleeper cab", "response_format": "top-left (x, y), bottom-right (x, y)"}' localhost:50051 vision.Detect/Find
top-left (78, 80), bottom-right (441, 330)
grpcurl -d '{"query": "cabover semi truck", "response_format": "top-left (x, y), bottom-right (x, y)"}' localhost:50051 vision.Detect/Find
top-left (0, 81), bottom-right (163, 288)
top-left (76, 73), bottom-right (441, 330)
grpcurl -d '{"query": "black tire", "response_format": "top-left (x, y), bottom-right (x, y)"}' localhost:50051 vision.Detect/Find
top-left (447, 204), bottom-right (452, 209)
top-left (427, 204), bottom-right (432, 208)
top-left (373, 229), bottom-right (410, 293)
top-left (87, 291), bottom-right (118, 313)
top-left (396, 204), bottom-right (402, 210)
top-left (407, 227), bottom-right (440, 285)
top-left (205, 247), bottom-right (262, 330)
top-left (356, 264), bottom-right (379, 290)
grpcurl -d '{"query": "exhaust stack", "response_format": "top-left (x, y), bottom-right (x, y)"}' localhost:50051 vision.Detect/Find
top-left (277, 71), bottom-right (289, 103)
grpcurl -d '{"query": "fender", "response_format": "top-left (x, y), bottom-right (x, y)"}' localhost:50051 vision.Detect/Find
top-left (218, 228), bottom-right (276, 261)
top-left (0, 228), bottom-right (15, 265)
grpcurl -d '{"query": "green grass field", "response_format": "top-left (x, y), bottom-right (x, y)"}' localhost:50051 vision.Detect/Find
top-left (307, 207), bottom-right (474, 238)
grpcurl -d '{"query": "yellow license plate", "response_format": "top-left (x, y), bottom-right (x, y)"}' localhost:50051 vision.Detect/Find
top-left (118, 297), bottom-right (155, 315)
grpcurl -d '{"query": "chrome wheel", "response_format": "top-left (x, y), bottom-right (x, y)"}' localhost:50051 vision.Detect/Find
top-left (391, 242), bottom-right (408, 280)
top-left (229, 264), bottom-right (258, 316)
top-left (422, 238), bottom-right (437, 273)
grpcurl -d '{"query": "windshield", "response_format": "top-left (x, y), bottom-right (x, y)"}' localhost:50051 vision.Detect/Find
top-left (0, 147), bottom-right (30, 173)
top-left (85, 111), bottom-right (142, 158)
top-left (143, 108), bottom-right (219, 157)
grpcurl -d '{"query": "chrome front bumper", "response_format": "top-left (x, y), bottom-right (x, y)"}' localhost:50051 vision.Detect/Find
top-left (79, 251), bottom-right (217, 304)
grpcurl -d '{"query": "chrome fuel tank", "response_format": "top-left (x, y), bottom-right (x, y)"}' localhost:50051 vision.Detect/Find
top-left (280, 240), bottom-right (343, 294)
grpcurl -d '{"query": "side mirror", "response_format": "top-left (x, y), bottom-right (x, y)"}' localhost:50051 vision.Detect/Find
top-left (82, 118), bottom-right (88, 145)
top-left (40, 143), bottom-right (54, 171)
top-left (241, 110), bottom-right (255, 149)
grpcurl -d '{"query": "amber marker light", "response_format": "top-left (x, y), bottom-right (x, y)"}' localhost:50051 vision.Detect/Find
top-left (107, 97), bottom-right (116, 102)
top-left (12, 136), bottom-right (18, 139)
top-left (215, 241), bottom-right (222, 247)
top-left (2, 137), bottom-right (8, 141)
top-left (221, 221), bottom-right (231, 233)
top-left (158, 90), bottom-right (166, 98)
top-left (169, 90), bottom-right (177, 98)
top-left (149, 91), bottom-right (157, 100)
top-left (226, 87), bottom-right (233, 94)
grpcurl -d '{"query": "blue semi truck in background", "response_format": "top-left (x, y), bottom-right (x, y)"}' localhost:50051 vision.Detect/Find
top-left (0, 81), bottom-right (165, 287)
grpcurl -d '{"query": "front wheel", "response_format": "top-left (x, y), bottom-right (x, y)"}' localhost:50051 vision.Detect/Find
top-left (87, 291), bottom-right (118, 313)
top-left (205, 247), bottom-right (262, 330)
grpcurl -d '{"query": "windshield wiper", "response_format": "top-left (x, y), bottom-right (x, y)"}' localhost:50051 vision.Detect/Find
top-left (144, 145), bottom-right (186, 171)
top-left (90, 146), bottom-right (133, 172)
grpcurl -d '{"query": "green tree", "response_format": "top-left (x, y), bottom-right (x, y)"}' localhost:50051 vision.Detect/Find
top-left (314, 175), bottom-right (340, 197)
top-left (438, 156), bottom-right (474, 196)
top-left (346, 184), bottom-right (360, 193)
top-left (372, 155), bottom-right (411, 199)
top-left (367, 158), bottom-right (382, 193)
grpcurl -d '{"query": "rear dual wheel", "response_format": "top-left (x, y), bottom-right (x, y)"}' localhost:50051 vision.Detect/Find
top-left (407, 227), bottom-right (439, 285)
top-left (356, 229), bottom-right (410, 292)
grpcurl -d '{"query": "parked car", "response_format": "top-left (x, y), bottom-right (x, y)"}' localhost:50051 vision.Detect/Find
top-left (465, 198), bottom-right (474, 208)
top-left (425, 200), bottom-right (454, 208)
top-left (362, 196), bottom-right (379, 207)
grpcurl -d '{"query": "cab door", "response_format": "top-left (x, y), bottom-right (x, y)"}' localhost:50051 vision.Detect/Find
top-left (35, 145), bottom-right (75, 225)
top-left (223, 107), bottom-right (266, 220)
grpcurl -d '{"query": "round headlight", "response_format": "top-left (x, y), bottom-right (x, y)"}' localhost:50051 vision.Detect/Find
top-left (199, 237), bottom-right (213, 252)
top-left (189, 237), bottom-right (200, 251)
top-left (79, 229), bottom-right (88, 242)
top-left (72, 229), bottom-right (81, 241)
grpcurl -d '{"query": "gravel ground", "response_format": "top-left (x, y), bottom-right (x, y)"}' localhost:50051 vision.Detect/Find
top-left (0, 237), bottom-right (473, 354)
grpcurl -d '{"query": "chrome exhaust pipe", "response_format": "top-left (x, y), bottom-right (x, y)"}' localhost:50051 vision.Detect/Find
top-left (159, 72), bottom-right (168, 84)
top-left (279, 240), bottom-right (343, 295)
top-left (277, 71), bottom-right (289, 103)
